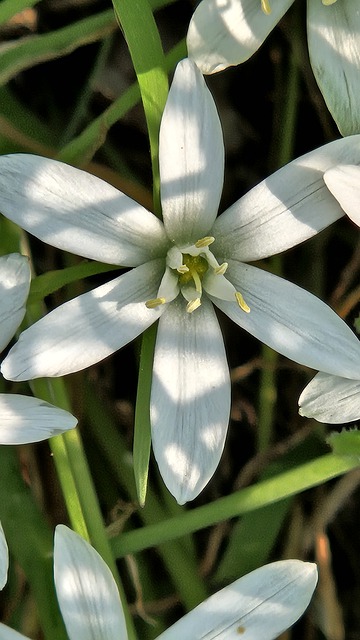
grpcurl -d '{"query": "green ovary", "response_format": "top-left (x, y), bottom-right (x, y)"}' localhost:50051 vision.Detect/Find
top-left (178, 254), bottom-right (208, 286)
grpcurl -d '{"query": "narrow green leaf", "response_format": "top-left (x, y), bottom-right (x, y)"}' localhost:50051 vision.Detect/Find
top-left (111, 453), bottom-right (360, 556)
top-left (0, 9), bottom-right (116, 86)
top-left (133, 323), bottom-right (158, 507)
top-left (111, 0), bottom-right (168, 217)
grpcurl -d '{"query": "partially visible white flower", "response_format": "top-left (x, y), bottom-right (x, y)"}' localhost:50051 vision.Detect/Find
top-left (186, 0), bottom-right (360, 135)
top-left (297, 163), bottom-right (360, 423)
top-left (0, 253), bottom-right (77, 443)
top-left (0, 521), bottom-right (8, 590)
top-left (2, 61), bottom-right (360, 502)
top-left (324, 164), bottom-right (360, 227)
top-left (299, 371), bottom-right (360, 423)
top-left (0, 525), bottom-right (318, 640)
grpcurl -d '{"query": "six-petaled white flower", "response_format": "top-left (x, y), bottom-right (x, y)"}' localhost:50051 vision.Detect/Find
top-left (0, 524), bottom-right (318, 640)
top-left (2, 60), bottom-right (360, 503)
top-left (0, 253), bottom-right (77, 444)
top-left (187, 0), bottom-right (360, 135)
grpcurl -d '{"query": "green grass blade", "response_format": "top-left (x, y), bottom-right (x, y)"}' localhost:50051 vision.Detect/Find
top-left (0, 9), bottom-right (116, 86)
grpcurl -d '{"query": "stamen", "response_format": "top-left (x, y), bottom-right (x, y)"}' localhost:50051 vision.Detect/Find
top-left (215, 262), bottom-right (228, 275)
top-left (235, 292), bottom-right (250, 313)
top-left (186, 298), bottom-right (201, 313)
top-left (261, 0), bottom-right (271, 14)
top-left (195, 236), bottom-right (215, 248)
top-left (177, 265), bottom-right (189, 274)
top-left (322, 0), bottom-right (337, 4)
top-left (145, 297), bottom-right (166, 309)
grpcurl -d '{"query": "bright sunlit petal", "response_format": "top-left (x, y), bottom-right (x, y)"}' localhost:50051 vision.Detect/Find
top-left (213, 135), bottom-right (360, 262)
top-left (151, 296), bottom-right (230, 504)
top-left (0, 154), bottom-right (168, 267)
top-left (187, 0), bottom-right (293, 73)
top-left (159, 58), bottom-right (224, 244)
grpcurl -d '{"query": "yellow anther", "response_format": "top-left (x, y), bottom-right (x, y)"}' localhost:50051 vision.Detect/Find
top-left (322, 0), bottom-right (337, 4)
top-left (177, 264), bottom-right (189, 274)
top-left (215, 262), bottom-right (228, 275)
top-left (186, 298), bottom-right (202, 313)
top-left (145, 297), bottom-right (166, 309)
top-left (261, 0), bottom-right (271, 14)
top-left (195, 236), bottom-right (215, 248)
top-left (235, 292), bottom-right (250, 313)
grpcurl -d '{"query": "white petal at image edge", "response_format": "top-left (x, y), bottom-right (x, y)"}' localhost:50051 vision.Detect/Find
top-left (0, 395), bottom-right (77, 444)
top-left (299, 372), bottom-right (360, 423)
top-left (324, 165), bottom-right (360, 227)
top-left (0, 624), bottom-right (29, 640)
top-left (0, 254), bottom-right (30, 353)
top-left (158, 560), bottom-right (318, 639)
top-left (54, 525), bottom-right (127, 640)
top-left (0, 522), bottom-right (8, 590)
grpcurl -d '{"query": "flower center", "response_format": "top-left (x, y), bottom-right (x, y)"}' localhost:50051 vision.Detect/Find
top-left (146, 236), bottom-right (250, 315)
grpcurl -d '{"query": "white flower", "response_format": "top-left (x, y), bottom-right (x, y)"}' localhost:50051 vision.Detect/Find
top-left (0, 524), bottom-right (318, 640)
top-left (0, 253), bottom-right (77, 444)
top-left (186, 0), bottom-right (360, 135)
top-left (2, 60), bottom-right (360, 502)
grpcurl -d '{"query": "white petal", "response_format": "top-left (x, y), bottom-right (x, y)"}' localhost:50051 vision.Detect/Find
top-left (212, 261), bottom-right (360, 378)
top-left (0, 624), bottom-right (30, 640)
top-left (159, 59), bottom-right (224, 244)
top-left (187, 0), bottom-right (293, 74)
top-left (0, 154), bottom-right (168, 266)
top-left (54, 525), bottom-right (127, 640)
top-left (151, 296), bottom-right (230, 504)
top-left (0, 254), bottom-right (30, 353)
top-left (0, 522), bottom-right (8, 590)
top-left (213, 135), bottom-right (360, 262)
top-left (158, 560), bottom-right (317, 640)
top-left (1, 261), bottom-right (165, 381)
top-left (324, 165), bottom-right (360, 226)
top-left (307, 0), bottom-right (360, 136)
top-left (299, 372), bottom-right (360, 423)
top-left (0, 395), bottom-right (77, 444)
